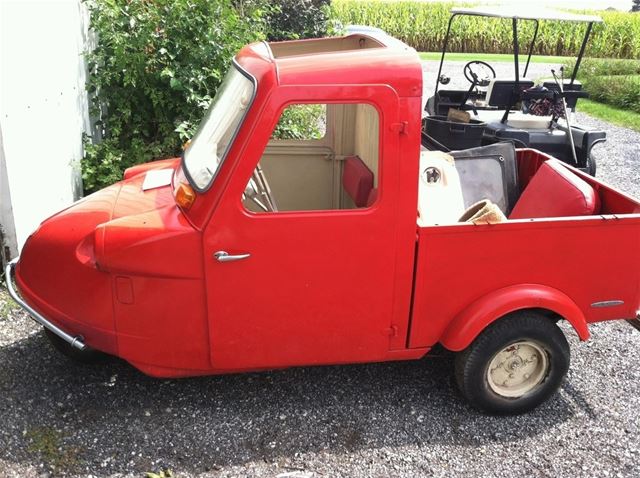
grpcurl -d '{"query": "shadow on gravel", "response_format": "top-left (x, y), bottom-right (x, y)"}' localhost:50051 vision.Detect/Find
top-left (0, 331), bottom-right (577, 475)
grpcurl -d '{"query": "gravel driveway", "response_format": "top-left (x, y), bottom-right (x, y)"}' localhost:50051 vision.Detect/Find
top-left (1, 61), bottom-right (639, 478)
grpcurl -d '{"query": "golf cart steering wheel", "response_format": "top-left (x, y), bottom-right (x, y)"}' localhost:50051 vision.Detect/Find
top-left (463, 61), bottom-right (496, 87)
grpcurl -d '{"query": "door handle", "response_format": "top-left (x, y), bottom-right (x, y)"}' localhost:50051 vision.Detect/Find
top-left (214, 250), bottom-right (251, 263)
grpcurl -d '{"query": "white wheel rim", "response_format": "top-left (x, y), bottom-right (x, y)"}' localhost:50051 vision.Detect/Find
top-left (486, 341), bottom-right (549, 398)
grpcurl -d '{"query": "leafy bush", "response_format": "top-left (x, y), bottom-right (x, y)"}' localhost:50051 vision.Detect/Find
top-left (272, 104), bottom-right (326, 140)
top-left (83, 0), bottom-right (338, 194)
top-left (266, 0), bottom-right (333, 41)
top-left (83, 0), bottom-right (267, 193)
top-left (583, 75), bottom-right (640, 113)
top-left (566, 58), bottom-right (640, 78)
top-left (331, 0), bottom-right (640, 59)
top-left (564, 58), bottom-right (640, 114)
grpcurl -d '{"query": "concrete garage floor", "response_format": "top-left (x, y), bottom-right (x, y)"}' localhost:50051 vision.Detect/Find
top-left (0, 62), bottom-right (639, 478)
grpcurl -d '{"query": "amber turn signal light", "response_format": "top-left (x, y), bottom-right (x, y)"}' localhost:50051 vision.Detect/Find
top-left (175, 183), bottom-right (196, 210)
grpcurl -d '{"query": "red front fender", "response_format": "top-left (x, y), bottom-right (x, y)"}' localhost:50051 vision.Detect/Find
top-left (123, 157), bottom-right (179, 180)
top-left (440, 284), bottom-right (590, 351)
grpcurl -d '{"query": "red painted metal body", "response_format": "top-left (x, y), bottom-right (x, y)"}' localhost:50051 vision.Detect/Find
top-left (14, 35), bottom-right (640, 377)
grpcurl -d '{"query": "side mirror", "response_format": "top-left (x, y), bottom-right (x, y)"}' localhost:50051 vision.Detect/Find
top-left (439, 74), bottom-right (451, 85)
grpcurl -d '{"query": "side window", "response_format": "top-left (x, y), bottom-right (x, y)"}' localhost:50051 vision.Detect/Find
top-left (271, 104), bottom-right (327, 141)
top-left (243, 102), bottom-right (380, 213)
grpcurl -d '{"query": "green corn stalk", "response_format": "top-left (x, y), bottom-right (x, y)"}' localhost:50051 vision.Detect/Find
top-left (331, 0), bottom-right (640, 59)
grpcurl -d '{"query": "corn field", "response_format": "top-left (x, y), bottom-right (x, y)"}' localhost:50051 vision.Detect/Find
top-left (331, 1), bottom-right (640, 59)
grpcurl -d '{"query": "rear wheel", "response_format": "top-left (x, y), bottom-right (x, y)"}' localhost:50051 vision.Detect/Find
top-left (44, 328), bottom-right (105, 364)
top-left (455, 311), bottom-right (570, 414)
top-left (586, 150), bottom-right (597, 177)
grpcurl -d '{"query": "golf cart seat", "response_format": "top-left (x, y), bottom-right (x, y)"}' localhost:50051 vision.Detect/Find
top-left (541, 80), bottom-right (587, 110)
top-left (504, 112), bottom-right (552, 129)
top-left (476, 111), bottom-right (552, 130)
top-left (474, 79), bottom-right (550, 129)
top-left (429, 90), bottom-right (477, 116)
top-left (485, 78), bottom-right (534, 108)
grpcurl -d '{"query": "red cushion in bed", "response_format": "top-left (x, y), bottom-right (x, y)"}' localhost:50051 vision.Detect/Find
top-left (510, 159), bottom-right (600, 219)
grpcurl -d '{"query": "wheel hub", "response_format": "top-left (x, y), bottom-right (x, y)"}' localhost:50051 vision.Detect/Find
top-left (486, 341), bottom-right (549, 398)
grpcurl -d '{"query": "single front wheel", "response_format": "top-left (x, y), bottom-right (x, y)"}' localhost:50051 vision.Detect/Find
top-left (455, 311), bottom-right (570, 414)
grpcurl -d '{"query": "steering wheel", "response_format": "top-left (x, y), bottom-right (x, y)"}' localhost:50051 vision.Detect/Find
top-left (463, 61), bottom-right (496, 87)
top-left (243, 164), bottom-right (278, 212)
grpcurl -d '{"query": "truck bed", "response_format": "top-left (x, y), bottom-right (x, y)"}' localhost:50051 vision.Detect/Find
top-left (410, 148), bottom-right (640, 349)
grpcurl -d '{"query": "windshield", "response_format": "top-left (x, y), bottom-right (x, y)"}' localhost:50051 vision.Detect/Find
top-left (183, 64), bottom-right (255, 191)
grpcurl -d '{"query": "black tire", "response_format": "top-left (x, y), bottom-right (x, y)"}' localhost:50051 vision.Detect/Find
top-left (44, 328), bottom-right (105, 364)
top-left (454, 311), bottom-right (570, 415)
top-left (586, 150), bottom-right (597, 177)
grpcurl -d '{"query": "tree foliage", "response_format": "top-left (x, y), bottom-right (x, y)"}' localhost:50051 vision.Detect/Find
top-left (265, 0), bottom-right (332, 41)
top-left (83, 0), bottom-right (267, 193)
top-left (83, 0), bottom-right (337, 193)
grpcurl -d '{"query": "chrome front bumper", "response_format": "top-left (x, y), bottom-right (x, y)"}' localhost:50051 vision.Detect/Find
top-left (4, 258), bottom-right (86, 351)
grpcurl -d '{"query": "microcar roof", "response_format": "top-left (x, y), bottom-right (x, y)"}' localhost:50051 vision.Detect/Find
top-left (451, 7), bottom-right (603, 23)
top-left (235, 33), bottom-right (423, 98)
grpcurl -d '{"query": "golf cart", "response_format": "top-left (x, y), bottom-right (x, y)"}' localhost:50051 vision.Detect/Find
top-left (424, 8), bottom-right (606, 176)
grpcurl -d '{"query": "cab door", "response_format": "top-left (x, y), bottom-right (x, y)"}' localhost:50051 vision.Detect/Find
top-left (204, 85), bottom-right (408, 370)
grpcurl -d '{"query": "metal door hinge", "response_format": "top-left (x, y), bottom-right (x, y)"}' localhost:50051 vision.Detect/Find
top-left (390, 121), bottom-right (408, 135)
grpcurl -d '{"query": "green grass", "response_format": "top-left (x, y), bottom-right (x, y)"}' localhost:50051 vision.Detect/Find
top-left (419, 52), bottom-right (571, 64)
top-left (26, 427), bottom-right (82, 473)
top-left (577, 99), bottom-right (640, 132)
top-left (0, 288), bottom-right (17, 320)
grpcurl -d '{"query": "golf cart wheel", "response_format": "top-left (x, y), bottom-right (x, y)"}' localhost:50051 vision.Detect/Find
top-left (44, 328), bottom-right (105, 364)
top-left (586, 150), bottom-right (597, 177)
top-left (454, 311), bottom-right (570, 415)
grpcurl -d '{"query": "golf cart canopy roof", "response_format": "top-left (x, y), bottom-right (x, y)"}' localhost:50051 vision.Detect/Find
top-left (451, 7), bottom-right (603, 23)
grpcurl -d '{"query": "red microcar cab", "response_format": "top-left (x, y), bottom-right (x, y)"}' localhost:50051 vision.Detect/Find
top-left (6, 32), bottom-right (640, 414)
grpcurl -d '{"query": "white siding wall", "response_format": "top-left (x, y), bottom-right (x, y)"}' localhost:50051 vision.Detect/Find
top-left (0, 0), bottom-right (91, 261)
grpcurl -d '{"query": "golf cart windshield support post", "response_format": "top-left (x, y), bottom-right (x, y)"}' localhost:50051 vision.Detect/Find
top-left (571, 22), bottom-right (593, 85)
top-left (512, 18), bottom-right (520, 87)
top-left (501, 17), bottom-right (520, 124)
top-left (523, 19), bottom-right (539, 78)
top-left (434, 13), bottom-right (459, 97)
